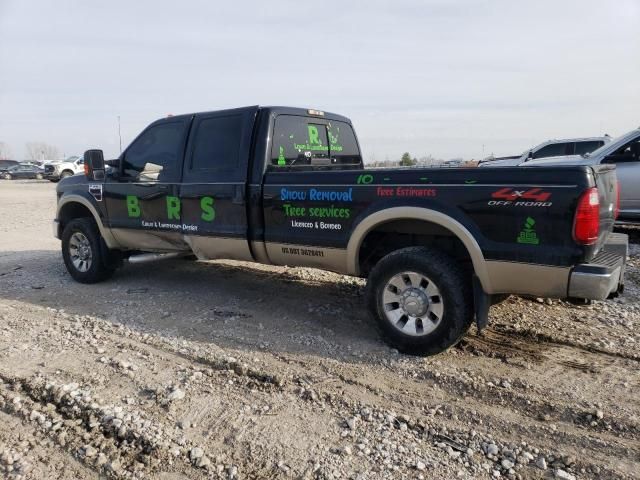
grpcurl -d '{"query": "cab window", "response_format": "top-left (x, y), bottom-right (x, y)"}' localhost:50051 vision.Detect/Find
top-left (603, 137), bottom-right (640, 164)
top-left (122, 121), bottom-right (186, 181)
top-left (574, 140), bottom-right (603, 156)
top-left (271, 115), bottom-right (361, 168)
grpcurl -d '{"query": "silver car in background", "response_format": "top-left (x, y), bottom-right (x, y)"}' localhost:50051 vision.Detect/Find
top-left (524, 128), bottom-right (640, 224)
top-left (479, 137), bottom-right (610, 167)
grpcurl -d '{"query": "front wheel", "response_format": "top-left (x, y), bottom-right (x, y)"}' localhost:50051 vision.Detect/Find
top-left (3, 173), bottom-right (11, 180)
top-left (61, 218), bottom-right (115, 283)
top-left (367, 246), bottom-right (474, 356)
top-left (36, 173), bottom-right (43, 180)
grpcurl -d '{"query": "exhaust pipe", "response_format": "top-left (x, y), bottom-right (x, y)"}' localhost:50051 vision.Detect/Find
top-left (127, 252), bottom-right (184, 264)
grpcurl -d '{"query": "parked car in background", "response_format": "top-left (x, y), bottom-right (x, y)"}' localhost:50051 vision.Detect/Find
top-left (2, 163), bottom-right (45, 180)
top-left (0, 160), bottom-right (20, 177)
top-left (440, 159), bottom-right (464, 168)
top-left (0, 160), bottom-right (20, 172)
top-left (524, 128), bottom-right (640, 224)
top-left (479, 137), bottom-right (610, 167)
top-left (44, 156), bottom-right (85, 182)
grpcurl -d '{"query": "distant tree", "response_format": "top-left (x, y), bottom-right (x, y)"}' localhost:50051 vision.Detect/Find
top-left (25, 142), bottom-right (59, 161)
top-left (400, 152), bottom-right (417, 167)
top-left (0, 142), bottom-right (11, 160)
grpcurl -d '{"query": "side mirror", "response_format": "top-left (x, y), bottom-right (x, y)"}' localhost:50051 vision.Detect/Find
top-left (84, 149), bottom-right (105, 181)
top-left (527, 150), bottom-right (534, 159)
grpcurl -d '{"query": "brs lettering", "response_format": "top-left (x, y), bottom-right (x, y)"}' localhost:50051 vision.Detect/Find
top-left (125, 196), bottom-right (216, 221)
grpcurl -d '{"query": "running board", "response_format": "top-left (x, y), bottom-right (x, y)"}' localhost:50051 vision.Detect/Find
top-left (127, 252), bottom-right (184, 264)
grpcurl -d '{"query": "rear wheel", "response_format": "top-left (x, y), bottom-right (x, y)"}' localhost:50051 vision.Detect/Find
top-left (3, 173), bottom-right (11, 180)
top-left (60, 170), bottom-right (73, 179)
top-left (35, 173), bottom-right (43, 180)
top-left (62, 218), bottom-right (115, 283)
top-left (367, 246), bottom-right (473, 356)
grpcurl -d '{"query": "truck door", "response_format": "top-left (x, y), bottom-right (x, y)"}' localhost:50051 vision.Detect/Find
top-left (179, 107), bottom-right (258, 260)
top-left (603, 135), bottom-right (640, 219)
top-left (103, 117), bottom-right (191, 250)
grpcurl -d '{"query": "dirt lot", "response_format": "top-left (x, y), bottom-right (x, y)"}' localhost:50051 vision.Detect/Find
top-left (0, 180), bottom-right (638, 480)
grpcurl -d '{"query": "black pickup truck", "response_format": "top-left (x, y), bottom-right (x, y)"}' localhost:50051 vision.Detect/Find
top-left (53, 106), bottom-right (627, 355)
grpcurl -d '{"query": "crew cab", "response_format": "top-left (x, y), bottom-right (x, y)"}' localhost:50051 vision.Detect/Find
top-left (53, 106), bottom-right (627, 355)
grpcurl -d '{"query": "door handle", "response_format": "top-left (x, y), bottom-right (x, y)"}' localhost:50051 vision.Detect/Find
top-left (140, 184), bottom-right (171, 200)
top-left (232, 185), bottom-right (245, 205)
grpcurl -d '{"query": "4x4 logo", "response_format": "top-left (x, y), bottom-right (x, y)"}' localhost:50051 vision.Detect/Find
top-left (491, 188), bottom-right (551, 202)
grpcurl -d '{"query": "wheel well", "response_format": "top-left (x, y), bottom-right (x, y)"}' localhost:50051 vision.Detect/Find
top-left (61, 169), bottom-right (74, 175)
top-left (58, 202), bottom-right (96, 233)
top-left (358, 219), bottom-right (473, 277)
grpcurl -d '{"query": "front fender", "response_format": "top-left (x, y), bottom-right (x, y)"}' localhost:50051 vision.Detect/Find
top-left (56, 194), bottom-right (119, 249)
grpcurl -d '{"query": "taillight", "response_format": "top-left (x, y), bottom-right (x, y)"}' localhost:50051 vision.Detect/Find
top-left (614, 181), bottom-right (620, 220)
top-left (84, 161), bottom-right (90, 177)
top-left (573, 187), bottom-right (600, 245)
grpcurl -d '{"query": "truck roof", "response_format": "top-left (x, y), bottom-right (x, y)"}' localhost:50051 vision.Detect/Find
top-left (153, 106), bottom-right (352, 125)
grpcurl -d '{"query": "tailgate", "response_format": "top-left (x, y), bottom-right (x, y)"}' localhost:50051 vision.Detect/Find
top-left (591, 164), bottom-right (617, 255)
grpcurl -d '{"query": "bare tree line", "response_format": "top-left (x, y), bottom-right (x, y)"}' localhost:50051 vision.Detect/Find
top-left (0, 142), bottom-right (61, 161)
top-left (0, 142), bottom-right (11, 160)
top-left (25, 142), bottom-right (60, 161)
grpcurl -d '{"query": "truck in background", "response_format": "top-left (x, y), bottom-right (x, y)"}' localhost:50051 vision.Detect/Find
top-left (44, 155), bottom-right (85, 182)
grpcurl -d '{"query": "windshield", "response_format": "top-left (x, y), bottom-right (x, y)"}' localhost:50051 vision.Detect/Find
top-left (584, 130), bottom-right (639, 158)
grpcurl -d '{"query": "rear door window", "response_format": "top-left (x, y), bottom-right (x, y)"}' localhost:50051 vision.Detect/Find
top-left (564, 143), bottom-right (575, 155)
top-left (533, 142), bottom-right (569, 159)
top-left (271, 115), bottom-right (361, 168)
top-left (190, 114), bottom-right (244, 172)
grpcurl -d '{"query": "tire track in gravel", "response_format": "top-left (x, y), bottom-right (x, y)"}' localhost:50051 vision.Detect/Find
top-left (479, 325), bottom-right (640, 362)
top-left (243, 347), bottom-right (640, 477)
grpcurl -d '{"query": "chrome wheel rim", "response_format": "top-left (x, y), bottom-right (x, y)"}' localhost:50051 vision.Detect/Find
top-left (382, 271), bottom-right (444, 337)
top-left (69, 232), bottom-right (92, 272)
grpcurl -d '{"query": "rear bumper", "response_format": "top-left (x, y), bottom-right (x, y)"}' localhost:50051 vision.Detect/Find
top-left (568, 233), bottom-right (628, 300)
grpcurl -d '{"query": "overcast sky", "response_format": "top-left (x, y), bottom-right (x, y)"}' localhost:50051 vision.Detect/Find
top-left (1, 0), bottom-right (639, 162)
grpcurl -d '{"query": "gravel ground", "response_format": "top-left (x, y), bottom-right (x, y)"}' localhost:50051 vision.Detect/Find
top-left (0, 180), bottom-right (638, 480)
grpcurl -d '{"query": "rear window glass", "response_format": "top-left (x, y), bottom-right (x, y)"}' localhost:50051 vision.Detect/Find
top-left (328, 121), bottom-right (362, 165)
top-left (271, 115), bottom-right (361, 167)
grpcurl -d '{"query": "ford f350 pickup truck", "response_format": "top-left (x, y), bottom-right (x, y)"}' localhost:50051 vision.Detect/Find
top-left (53, 106), bottom-right (627, 355)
